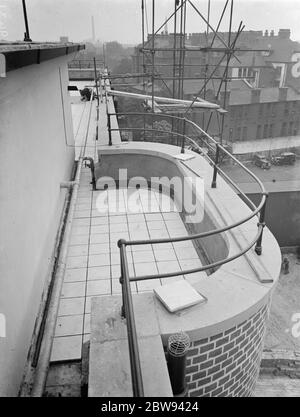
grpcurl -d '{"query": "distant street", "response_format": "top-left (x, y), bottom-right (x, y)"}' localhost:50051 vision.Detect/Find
top-left (222, 159), bottom-right (300, 185)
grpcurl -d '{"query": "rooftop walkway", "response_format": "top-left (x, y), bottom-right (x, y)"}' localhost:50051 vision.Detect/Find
top-left (49, 84), bottom-right (206, 363)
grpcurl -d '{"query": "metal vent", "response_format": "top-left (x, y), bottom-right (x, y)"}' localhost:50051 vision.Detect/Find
top-left (168, 331), bottom-right (190, 357)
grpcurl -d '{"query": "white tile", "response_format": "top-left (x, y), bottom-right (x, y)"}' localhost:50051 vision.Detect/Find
top-left (129, 230), bottom-right (149, 240)
top-left (55, 315), bottom-right (84, 337)
top-left (157, 260), bottom-right (181, 275)
top-left (161, 276), bottom-right (184, 285)
top-left (127, 214), bottom-right (145, 223)
top-left (50, 335), bottom-right (82, 362)
top-left (61, 282), bottom-right (86, 298)
top-left (69, 234), bottom-right (90, 246)
top-left (145, 213), bottom-right (163, 221)
top-left (71, 226), bottom-right (90, 236)
top-left (131, 243), bottom-right (153, 252)
top-left (91, 216), bottom-right (109, 225)
top-left (110, 222), bottom-right (128, 233)
top-left (58, 298), bottom-right (85, 316)
top-left (128, 222), bottom-right (148, 232)
top-left (134, 262), bottom-right (158, 277)
top-left (87, 266), bottom-right (110, 280)
top-left (153, 248), bottom-right (177, 262)
top-left (147, 221), bottom-right (166, 231)
top-left (174, 246), bottom-right (199, 260)
top-left (149, 229), bottom-right (169, 239)
top-left (109, 215), bottom-right (127, 224)
top-left (83, 314), bottom-right (91, 335)
top-left (90, 233), bottom-right (109, 244)
top-left (168, 228), bottom-right (188, 238)
top-left (172, 240), bottom-right (195, 250)
top-left (67, 245), bottom-right (89, 257)
top-left (137, 279), bottom-right (161, 292)
top-left (133, 251), bottom-right (155, 263)
top-left (73, 218), bottom-right (90, 227)
top-left (89, 243), bottom-right (110, 254)
top-left (86, 280), bottom-right (111, 296)
top-left (91, 208), bottom-right (109, 217)
top-left (66, 255), bottom-right (88, 269)
top-left (90, 225), bottom-right (109, 234)
top-left (64, 269), bottom-right (86, 283)
top-left (88, 253), bottom-right (110, 267)
top-left (162, 212), bottom-right (181, 221)
top-left (75, 203), bottom-right (91, 211)
top-left (73, 210), bottom-right (91, 219)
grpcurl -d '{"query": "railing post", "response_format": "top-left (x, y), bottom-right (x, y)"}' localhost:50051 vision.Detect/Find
top-left (211, 143), bottom-right (220, 188)
top-left (118, 239), bottom-right (144, 397)
top-left (181, 118), bottom-right (186, 154)
top-left (107, 113), bottom-right (112, 146)
top-left (255, 192), bottom-right (268, 255)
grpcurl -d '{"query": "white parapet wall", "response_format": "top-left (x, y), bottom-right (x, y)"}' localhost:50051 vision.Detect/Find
top-left (0, 52), bottom-right (77, 396)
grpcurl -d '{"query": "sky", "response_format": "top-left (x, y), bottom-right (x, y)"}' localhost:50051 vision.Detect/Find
top-left (2, 0), bottom-right (300, 44)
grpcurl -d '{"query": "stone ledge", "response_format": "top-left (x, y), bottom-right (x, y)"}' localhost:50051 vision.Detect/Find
top-left (88, 295), bottom-right (172, 397)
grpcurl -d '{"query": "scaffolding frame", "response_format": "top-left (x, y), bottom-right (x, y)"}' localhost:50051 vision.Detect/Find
top-left (109, 0), bottom-right (269, 146)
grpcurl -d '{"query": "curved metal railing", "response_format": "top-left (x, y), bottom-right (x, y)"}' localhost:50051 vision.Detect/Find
top-left (104, 110), bottom-right (268, 397)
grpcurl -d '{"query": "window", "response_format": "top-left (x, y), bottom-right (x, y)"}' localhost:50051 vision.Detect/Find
top-left (268, 124), bottom-right (273, 138)
top-left (256, 125), bottom-right (262, 139)
top-left (242, 126), bottom-right (248, 141)
top-left (229, 128), bottom-right (233, 141)
top-left (284, 102), bottom-right (290, 116)
top-left (281, 122), bottom-right (287, 136)
top-left (263, 124), bottom-right (268, 138)
top-left (235, 127), bottom-right (241, 141)
top-left (288, 122), bottom-right (294, 136)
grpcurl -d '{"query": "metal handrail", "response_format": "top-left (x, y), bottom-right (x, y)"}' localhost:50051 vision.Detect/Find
top-left (107, 111), bottom-right (268, 397)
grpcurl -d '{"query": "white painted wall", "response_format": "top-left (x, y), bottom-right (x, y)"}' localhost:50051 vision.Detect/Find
top-left (0, 54), bottom-right (76, 396)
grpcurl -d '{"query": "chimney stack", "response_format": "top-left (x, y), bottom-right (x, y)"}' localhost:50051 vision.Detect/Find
top-left (279, 87), bottom-right (288, 101)
top-left (251, 89), bottom-right (261, 104)
top-left (91, 16), bottom-right (96, 43)
top-left (278, 29), bottom-right (291, 39)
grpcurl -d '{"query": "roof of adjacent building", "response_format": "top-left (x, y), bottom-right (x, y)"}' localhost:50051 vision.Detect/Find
top-left (0, 42), bottom-right (85, 72)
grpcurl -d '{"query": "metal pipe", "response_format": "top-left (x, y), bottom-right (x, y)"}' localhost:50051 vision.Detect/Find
top-left (107, 113), bottom-right (112, 145)
top-left (167, 332), bottom-right (190, 396)
top-left (127, 225), bottom-right (264, 281)
top-left (211, 143), bottom-right (220, 188)
top-left (119, 241), bottom-right (144, 397)
top-left (93, 57), bottom-right (100, 106)
top-left (22, 0), bottom-right (32, 42)
top-left (83, 157), bottom-right (96, 190)
top-left (255, 193), bottom-right (268, 255)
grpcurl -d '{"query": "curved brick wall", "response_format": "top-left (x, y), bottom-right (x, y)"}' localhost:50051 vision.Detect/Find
top-left (185, 304), bottom-right (269, 397)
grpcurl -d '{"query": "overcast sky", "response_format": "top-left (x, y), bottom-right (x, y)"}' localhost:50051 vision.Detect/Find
top-left (3, 0), bottom-right (300, 44)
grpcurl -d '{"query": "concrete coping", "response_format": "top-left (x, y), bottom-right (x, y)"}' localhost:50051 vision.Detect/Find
top-left (89, 296), bottom-right (173, 397)
top-left (96, 141), bottom-right (282, 341)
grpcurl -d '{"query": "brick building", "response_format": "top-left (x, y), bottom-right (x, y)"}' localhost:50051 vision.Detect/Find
top-left (132, 29), bottom-right (300, 154)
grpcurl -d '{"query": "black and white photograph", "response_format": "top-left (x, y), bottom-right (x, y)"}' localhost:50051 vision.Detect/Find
top-left (0, 0), bottom-right (300, 402)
